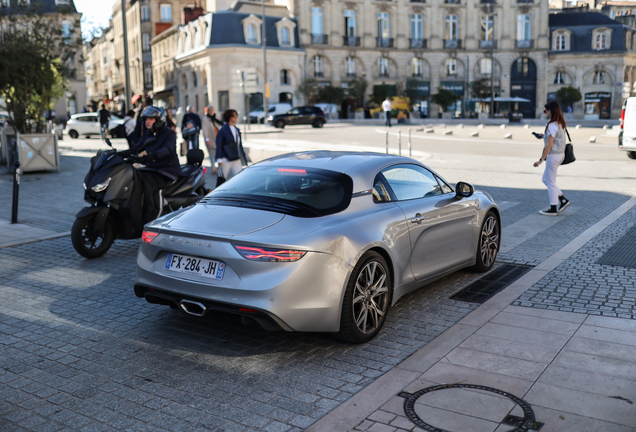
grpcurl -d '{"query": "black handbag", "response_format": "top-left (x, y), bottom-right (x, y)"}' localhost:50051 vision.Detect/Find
top-left (216, 166), bottom-right (226, 187)
top-left (562, 128), bottom-right (576, 165)
top-left (223, 141), bottom-right (240, 161)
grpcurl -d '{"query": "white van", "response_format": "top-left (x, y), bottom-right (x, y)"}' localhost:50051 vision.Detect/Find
top-left (249, 103), bottom-right (292, 124)
top-left (620, 97), bottom-right (636, 159)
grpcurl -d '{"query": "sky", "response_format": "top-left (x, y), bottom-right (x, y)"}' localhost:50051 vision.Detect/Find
top-left (75, 0), bottom-right (118, 40)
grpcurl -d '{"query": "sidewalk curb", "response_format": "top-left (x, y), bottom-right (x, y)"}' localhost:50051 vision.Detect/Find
top-left (0, 231), bottom-right (71, 249)
top-left (306, 194), bottom-right (636, 432)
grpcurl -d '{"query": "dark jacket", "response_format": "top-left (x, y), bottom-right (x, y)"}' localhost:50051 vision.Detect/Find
top-left (181, 112), bottom-right (202, 132)
top-left (215, 123), bottom-right (247, 162)
top-left (120, 126), bottom-right (182, 180)
top-left (98, 109), bottom-right (110, 125)
top-left (208, 113), bottom-right (223, 127)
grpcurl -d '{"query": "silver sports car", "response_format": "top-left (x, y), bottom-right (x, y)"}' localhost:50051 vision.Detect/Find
top-left (134, 151), bottom-right (500, 343)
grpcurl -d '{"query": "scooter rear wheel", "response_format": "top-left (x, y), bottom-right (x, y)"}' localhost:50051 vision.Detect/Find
top-left (71, 214), bottom-right (115, 259)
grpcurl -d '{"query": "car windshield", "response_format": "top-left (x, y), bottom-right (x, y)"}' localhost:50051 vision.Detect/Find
top-left (205, 166), bottom-right (353, 217)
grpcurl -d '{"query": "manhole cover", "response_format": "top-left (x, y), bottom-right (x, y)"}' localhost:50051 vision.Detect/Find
top-left (451, 264), bottom-right (532, 304)
top-left (399, 384), bottom-right (543, 432)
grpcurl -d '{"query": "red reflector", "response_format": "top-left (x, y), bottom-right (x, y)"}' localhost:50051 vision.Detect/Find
top-left (203, 167), bottom-right (207, 174)
top-left (278, 168), bottom-right (306, 174)
top-left (239, 308), bottom-right (259, 313)
top-left (141, 231), bottom-right (159, 243)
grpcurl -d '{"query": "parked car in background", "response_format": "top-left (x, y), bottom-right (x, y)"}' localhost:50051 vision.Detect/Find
top-left (620, 97), bottom-right (636, 159)
top-left (249, 103), bottom-right (292, 124)
top-left (314, 103), bottom-right (339, 119)
top-left (268, 106), bottom-right (327, 129)
top-left (65, 112), bottom-right (124, 139)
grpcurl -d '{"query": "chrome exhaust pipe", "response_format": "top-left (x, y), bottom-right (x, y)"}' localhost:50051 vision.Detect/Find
top-left (179, 300), bottom-right (207, 317)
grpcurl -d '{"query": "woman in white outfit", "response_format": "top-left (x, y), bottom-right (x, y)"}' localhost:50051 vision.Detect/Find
top-left (215, 109), bottom-right (248, 181)
top-left (533, 101), bottom-right (570, 216)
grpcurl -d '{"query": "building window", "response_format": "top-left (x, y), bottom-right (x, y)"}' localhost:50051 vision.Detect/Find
top-left (314, 55), bottom-right (323, 77)
top-left (193, 72), bottom-right (198, 87)
top-left (481, 15), bottom-right (493, 41)
top-left (593, 70), bottom-right (605, 84)
top-left (280, 69), bottom-right (290, 85)
top-left (144, 65), bottom-right (152, 86)
top-left (411, 14), bottom-right (423, 40)
top-left (555, 33), bottom-right (567, 50)
top-left (141, 5), bottom-right (150, 22)
top-left (247, 24), bottom-right (257, 44)
top-left (445, 15), bottom-right (458, 41)
top-left (446, 58), bottom-right (457, 77)
top-left (515, 58), bottom-right (529, 77)
top-left (312, 7), bottom-right (323, 35)
top-left (480, 58), bottom-right (492, 77)
top-left (595, 33), bottom-right (608, 50)
top-left (517, 14), bottom-right (531, 41)
top-left (346, 56), bottom-right (356, 77)
top-left (345, 10), bottom-right (356, 37)
top-left (160, 3), bottom-right (172, 23)
top-left (378, 57), bottom-right (389, 77)
top-left (378, 12), bottom-right (390, 40)
top-left (142, 33), bottom-right (151, 52)
top-left (280, 27), bottom-right (290, 45)
top-left (554, 72), bottom-right (565, 85)
top-left (412, 58), bottom-right (423, 78)
top-left (62, 21), bottom-right (72, 43)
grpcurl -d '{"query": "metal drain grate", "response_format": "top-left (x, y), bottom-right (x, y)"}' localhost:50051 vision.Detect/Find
top-left (451, 264), bottom-right (532, 304)
top-left (597, 224), bottom-right (636, 269)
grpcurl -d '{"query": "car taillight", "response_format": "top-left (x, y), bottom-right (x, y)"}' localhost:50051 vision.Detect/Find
top-left (141, 231), bottom-right (159, 243)
top-left (234, 245), bottom-right (306, 262)
top-left (620, 108), bottom-right (625, 129)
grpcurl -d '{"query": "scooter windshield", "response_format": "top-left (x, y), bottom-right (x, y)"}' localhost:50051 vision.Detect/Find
top-left (94, 150), bottom-right (122, 171)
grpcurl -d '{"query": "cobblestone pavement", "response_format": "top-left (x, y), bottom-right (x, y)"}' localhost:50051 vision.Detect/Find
top-left (1, 128), bottom-right (635, 431)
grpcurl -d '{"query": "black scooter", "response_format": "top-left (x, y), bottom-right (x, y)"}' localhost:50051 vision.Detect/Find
top-left (71, 139), bottom-right (207, 258)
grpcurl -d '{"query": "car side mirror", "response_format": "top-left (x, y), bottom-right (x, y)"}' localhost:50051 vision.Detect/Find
top-left (455, 182), bottom-right (474, 199)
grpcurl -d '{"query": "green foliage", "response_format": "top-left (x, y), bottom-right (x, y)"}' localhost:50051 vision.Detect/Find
top-left (297, 78), bottom-right (321, 105)
top-left (431, 88), bottom-right (459, 112)
top-left (346, 77), bottom-right (367, 104)
top-left (556, 86), bottom-right (582, 106)
top-left (470, 78), bottom-right (492, 100)
top-left (0, 0), bottom-right (83, 133)
top-left (317, 85), bottom-right (345, 105)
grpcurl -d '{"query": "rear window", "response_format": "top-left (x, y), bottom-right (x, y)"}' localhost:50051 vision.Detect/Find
top-left (204, 166), bottom-right (353, 217)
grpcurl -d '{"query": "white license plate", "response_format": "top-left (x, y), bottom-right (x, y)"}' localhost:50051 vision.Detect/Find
top-left (164, 253), bottom-right (225, 280)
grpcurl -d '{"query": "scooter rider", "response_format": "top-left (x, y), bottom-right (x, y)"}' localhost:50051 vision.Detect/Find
top-left (118, 106), bottom-right (182, 223)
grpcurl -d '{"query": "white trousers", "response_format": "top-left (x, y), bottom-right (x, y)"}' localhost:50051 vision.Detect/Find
top-left (542, 153), bottom-right (565, 206)
top-left (220, 159), bottom-right (243, 181)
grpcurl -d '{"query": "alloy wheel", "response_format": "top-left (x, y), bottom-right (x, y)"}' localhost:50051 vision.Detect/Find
top-left (480, 215), bottom-right (499, 268)
top-left (352, 261), bottom-right (389, 334)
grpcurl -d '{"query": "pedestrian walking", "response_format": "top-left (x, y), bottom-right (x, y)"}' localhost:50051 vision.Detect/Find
top-left (123, 110), bottom-right (136, 148)
top-left (98, 103), bottom-right (110, 140)
top-left (181, 106), bottom-right (202, 150)
top-left (533, 100), bottom-right (570, 216)
top-left (202, 105), bottom-right (223, 172)
top-left (382, 96), bottom-right (392, 127)
top-left (216, 109), bottom-right (248, 181)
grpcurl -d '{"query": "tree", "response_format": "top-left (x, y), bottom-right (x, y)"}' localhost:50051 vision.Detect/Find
top-left (470, 78), bottom-right (492, 100)
top-left (431, 88), bottom-right (459, 113)
top-left (317, 85), bottom-right (345, 105)
top-left (297, 78), bottom-right (321, 105)
top-left (346, 76), bottom-right (367, 105)
top-left (556, 86), bottom-right (582, 108)
top-left (0, 0), bottom-right (83, 133)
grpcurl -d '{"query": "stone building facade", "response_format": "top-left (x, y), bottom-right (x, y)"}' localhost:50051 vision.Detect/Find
top-left (548, 11), bottom-right (636, 119)
top-left (295, 0), bottom-right (550, 118)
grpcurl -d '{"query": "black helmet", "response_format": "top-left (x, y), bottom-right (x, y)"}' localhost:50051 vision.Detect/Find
top-left (141, 106), bottom-right (167, 132)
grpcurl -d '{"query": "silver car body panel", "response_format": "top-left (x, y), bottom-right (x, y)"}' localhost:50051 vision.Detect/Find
top-left (136, 151), bottom-right (499, 332)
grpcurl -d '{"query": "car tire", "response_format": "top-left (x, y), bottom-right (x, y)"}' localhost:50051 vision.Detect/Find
top-left (471, 210), bottom-right (500, 273)
top-left (69, 130), bottom-right (79, 139)
top-left (335, 251), bottom-right (392, 344)
top-left (274, 120), bottom-right (285, 129)
top-left (628, 151), bottom-right (636, 159)
top-left (312, 119), bottom-right (325, 128)
top-left (71, 215), bottom-right (115, 259)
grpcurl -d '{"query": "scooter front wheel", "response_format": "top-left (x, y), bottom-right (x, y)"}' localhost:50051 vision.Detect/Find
top-left (71, 214), bottom-right (115, 259)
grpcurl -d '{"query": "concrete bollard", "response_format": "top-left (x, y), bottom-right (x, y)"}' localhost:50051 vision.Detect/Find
top-left (589, 136), bottom-right (596, 143)
top-left (457, 124), bottom-right (463, 128)
top-left (500, 124), bottom-right (507, 129)
top-left (603, 125), bottom-right (608, 130)
top-left (444, 130), bottom-right (453, 135)
top-left (477, 124), bottom-right (485, 129)
top-left (471, 131), bottom-right (479, 137)
top-left (575, 124), bottom-right (581, 129)
top-left (523, 124), bottom-right (530, 129)
top-left (425, 128), bottom-right (435, 133)
top-left (504, 133), bottom-right (512, 139)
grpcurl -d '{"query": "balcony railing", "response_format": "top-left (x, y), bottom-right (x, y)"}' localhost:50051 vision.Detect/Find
top-left (517, 0), bottom-right (533, 3)
top-left (311, 34), bottom-right (329, 45)
top-left (346, 72), bottom-right (357, 78)
top-left (378, 71), bottom-right (389, 78)
top-left (314, 71), bottom-right (324, 78)
top-left (516, 39), bottom-right (534, 49)
top-left (376, 37), bottom-right (394, 48)
top-left (410, 38), bottom-right (428, 48)
top-left (479, 40), bottom-right (497, 49)
top-left (343, 36), bottom-right (361, 46)
top-left (480, 0), bottom-right (496, 3)
top-left (444, 39), bottom-right (462, 49)
top-left (445, 0), bottom-right (460, 3)
top-left (410, 0), bottom-right (425, 2)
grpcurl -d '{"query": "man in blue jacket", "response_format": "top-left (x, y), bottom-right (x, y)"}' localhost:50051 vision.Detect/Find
top-left (119, 106), bottom-right (182, 222)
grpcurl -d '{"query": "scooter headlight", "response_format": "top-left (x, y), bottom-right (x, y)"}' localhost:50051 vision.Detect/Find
top-left (91, 177), bottom-right (111, 192)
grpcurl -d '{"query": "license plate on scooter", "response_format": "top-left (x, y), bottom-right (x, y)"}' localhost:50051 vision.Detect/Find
top-left (165, 253), bottom-right (225, 280)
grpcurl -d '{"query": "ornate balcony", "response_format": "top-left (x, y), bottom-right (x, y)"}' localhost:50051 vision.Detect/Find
top-left (445, 0), bottom-right (460, 3)
top-left (515, 39), bottom-right (534, 49)
top-left (479, 40), bottom-right (497, 49)
top-left (343, 36), bottom-right (360, 46)
top-left (314, 71), bottom-right (324, 78)
top-left (410, 38), bottom-right (427, 48)
top-left (444, 39), bottom-right (462, 49)
top-left (311, 34), bottom-right (329, 45)
top-left (376, 38), bottom-right (394, 48)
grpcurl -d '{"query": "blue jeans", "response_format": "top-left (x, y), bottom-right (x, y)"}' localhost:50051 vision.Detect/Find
top-left (186, 134), bottom-right (199, 150)
top-left (384, 111), bottom-right (391, 127)
top-left (100, 121), bottom-right (109, 139)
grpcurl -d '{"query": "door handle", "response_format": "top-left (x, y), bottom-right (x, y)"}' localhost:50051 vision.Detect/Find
top-left (411, 213), bottom-right (425, 224)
